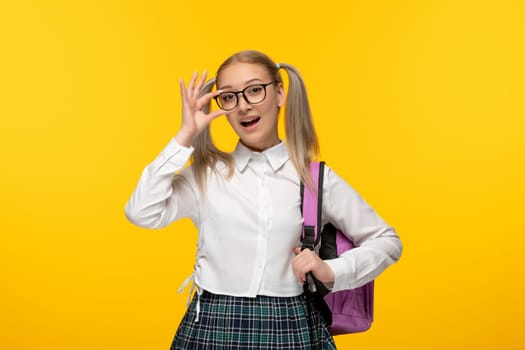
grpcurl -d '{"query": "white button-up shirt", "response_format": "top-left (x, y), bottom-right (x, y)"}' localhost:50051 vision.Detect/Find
top-left (125, 138), bottom-right (402, 297)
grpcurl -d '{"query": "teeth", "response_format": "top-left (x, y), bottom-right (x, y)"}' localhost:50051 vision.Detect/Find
top-left (241, 117), bottom-right (260, 127)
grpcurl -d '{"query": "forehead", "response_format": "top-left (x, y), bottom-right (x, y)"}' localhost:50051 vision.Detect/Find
top-left (217, 63), bottom-right (271, 89)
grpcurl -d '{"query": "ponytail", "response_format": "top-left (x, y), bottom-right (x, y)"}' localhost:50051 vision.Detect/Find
top-left (278, 63), bottom-right (319, 189)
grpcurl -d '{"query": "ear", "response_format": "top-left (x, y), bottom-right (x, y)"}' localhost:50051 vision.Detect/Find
top-left (276, 82), bottom-right (285, 108)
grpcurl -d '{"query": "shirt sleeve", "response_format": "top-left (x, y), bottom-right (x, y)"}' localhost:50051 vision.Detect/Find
top-left (322, 166), bottom-right (403, 292)
top-left (124, 137), bottom-right (198, 229)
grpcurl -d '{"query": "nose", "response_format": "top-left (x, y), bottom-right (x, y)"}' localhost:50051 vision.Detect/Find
top-left (236, 93), bottom-right (252, 111)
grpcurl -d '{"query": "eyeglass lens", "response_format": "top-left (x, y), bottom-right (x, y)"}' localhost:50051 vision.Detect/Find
top-left (215, 83), bottom-right (271, 110)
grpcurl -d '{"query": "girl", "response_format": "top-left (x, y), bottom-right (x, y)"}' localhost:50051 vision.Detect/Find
top-left (125, 50), bottom-right (402, 349)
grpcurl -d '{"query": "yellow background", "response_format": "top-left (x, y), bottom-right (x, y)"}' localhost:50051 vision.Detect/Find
top-left (1, 0), bottom-right (524, 349)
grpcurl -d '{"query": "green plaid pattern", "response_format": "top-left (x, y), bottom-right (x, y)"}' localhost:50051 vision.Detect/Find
top-left (170, 291), bottom-right (336, 349)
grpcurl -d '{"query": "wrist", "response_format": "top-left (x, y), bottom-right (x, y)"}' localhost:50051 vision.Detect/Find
top-left (321, 261), bottom-right (335, 284)
top-left (174, 129), bottom-right (195, 147)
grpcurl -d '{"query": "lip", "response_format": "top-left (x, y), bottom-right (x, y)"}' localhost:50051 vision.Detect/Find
top-left (240, 116), bottom-right (261, 130)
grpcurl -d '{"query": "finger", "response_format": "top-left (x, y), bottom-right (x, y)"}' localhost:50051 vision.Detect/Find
top-left (189, 71), bottom-right (206, 99)
top-left (188, 71), bottom-right (198, 87)
top-left (292, 264), bottom-right (305, 283)
top-left (197, 90), bottom-right (223, 110)
top-left (194, 70), bottom-right (207, 93)
top-left (298, 271), bottom-right (307, 284)
top-left (194, 109), bottom-right (227, 132)
top-left (179, 78), bottom-right (188, 100)
top-left (292, 258), bottom-right (309, 284)
top-left (294, 251), bottom-right (317, 272)
top-left (187, 71), bottom-right (199, 97)
top-left (294, 248), bottom-right (313, 263)
top-left (293, 249), bottom-right (308, 267)
top-left (206, 109), bottom-right (227, 122)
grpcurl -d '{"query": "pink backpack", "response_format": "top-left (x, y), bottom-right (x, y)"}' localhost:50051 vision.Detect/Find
top-left (301, 162), bottom-right (374, 335)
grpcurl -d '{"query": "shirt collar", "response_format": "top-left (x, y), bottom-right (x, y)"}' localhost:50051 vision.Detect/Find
top-left (233, 140), bottom-right (289, 173)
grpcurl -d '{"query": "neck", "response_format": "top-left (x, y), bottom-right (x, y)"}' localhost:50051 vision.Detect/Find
top-left (240, 138), bottom-right (280, 152)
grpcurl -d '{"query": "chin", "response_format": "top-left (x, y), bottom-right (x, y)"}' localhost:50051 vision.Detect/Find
top-left (242, 137), bottom-right (279, 152)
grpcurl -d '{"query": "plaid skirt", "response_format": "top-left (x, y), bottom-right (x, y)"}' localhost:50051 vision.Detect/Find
top-left (170, 291), bottom-right (336, 350)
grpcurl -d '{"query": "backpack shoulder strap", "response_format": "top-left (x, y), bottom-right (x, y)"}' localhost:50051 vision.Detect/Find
top-left (300, 161), bottom-right (332, 307)
top-left (301, 161), bottom-right (326, 250)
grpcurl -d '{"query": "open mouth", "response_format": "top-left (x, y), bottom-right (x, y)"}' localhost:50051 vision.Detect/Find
top-left (240, 117), bottom-right (260, 128)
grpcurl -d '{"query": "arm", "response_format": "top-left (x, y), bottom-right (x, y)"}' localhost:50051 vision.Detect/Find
top-left (125, 71), bottom-right (226, 229)
top-left (323, 167), bottom-right (403, 292)
top-left (124, 139), bottom-right (197, 229)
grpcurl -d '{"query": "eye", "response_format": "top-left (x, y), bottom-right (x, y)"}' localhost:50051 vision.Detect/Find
top-left (245, 85), bottom-right (263, 96)
top-left (219, 92), bottom-right (235, 102)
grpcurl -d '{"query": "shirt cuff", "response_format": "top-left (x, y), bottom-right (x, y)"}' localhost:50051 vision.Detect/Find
top-left (324, 258), bottom-right (351, 293)
top-left (150, 137), bottom-right (194, 174)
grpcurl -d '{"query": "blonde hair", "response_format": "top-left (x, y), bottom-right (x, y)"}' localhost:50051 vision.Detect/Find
top-left (192, 50), bottom-right (319, 191)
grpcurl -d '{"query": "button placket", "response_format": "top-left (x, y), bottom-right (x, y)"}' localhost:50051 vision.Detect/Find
top-left (248, 155), bottom-right (272, 294)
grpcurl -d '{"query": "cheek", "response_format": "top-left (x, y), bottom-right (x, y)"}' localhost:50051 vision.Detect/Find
top-left (225, 113), bottom-right (240, 130)
top-left (261, 98), bottom-right (279, 114)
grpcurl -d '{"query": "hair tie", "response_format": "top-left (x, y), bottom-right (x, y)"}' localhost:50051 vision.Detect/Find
top-left (276, 63), bottom-right (281, 70)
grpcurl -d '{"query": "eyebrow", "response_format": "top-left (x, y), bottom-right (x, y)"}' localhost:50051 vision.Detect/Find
top-left (218, 78), bottom-right (264, 90)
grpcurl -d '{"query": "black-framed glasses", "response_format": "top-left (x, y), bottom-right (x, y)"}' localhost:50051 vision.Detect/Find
top-left (214, 81), bottom-right (276, 111)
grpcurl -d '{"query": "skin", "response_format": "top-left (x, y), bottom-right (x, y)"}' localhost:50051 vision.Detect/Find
top-left (174, 63), bottom-right (335, 286)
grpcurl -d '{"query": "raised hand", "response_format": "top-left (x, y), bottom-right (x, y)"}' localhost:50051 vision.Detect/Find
top-left (175, 71), bottom-right (226, 147)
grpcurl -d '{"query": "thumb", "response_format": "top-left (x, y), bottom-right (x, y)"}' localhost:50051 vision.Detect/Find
top-left (207, 108), bottom-right (227, 122)
top-left (196, 109), bottom-right (226, 132)
top-left (293, 247), bottom-right (302, 255)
